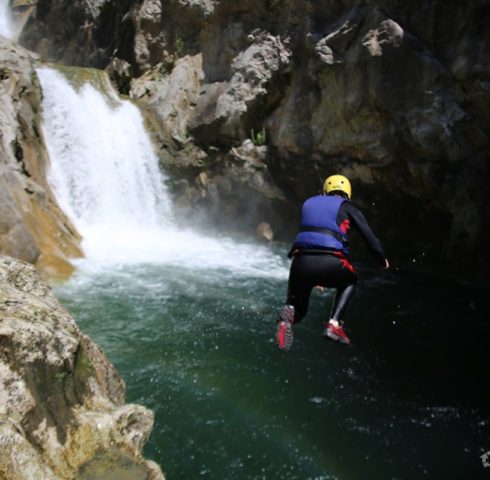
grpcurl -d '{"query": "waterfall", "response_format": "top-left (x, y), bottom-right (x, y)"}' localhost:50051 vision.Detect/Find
top-left (0, 0), bottom-right (15, 39)
top-left (37, 66), bottom-right (287, 278)
top-left (38, 67), bottom-right (171, 229)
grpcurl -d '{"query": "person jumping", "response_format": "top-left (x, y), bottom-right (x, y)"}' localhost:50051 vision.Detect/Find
top-left (276, 174), bottom-right (389, 351)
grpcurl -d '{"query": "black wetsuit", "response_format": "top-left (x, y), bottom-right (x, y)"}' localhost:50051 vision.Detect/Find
top-left (287, 198), bottom-right (386, 324)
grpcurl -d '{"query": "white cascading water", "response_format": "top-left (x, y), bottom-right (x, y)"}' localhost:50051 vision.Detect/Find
top-left (37, 67), bottom-right (287, 278)
top-left (0, 0), bottom-right (15, 39)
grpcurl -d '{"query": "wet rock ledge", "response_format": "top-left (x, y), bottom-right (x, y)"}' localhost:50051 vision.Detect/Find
top-left (0, 256), bottom-right (164, 480)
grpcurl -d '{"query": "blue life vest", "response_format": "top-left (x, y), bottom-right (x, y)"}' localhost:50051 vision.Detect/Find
top-left (293, 195), bottom-right (348, 253)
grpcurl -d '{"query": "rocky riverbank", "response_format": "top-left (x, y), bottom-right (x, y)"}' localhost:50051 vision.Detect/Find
top-left (0, 35), bottom-right (82, 279)
top-left (0, 256), bottom-right (164, 480)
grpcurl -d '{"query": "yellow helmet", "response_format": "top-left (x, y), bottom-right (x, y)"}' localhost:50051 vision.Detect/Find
top-left (323, 174), bottom-right (352, 199)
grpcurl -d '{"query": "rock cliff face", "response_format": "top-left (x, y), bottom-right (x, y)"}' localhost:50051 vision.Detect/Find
top-left (0, 35), bottom-right (82, 279)
top-left (0, 256), bottom-right (164, 480)
top-left (13, 0), bottom-right (490, 277)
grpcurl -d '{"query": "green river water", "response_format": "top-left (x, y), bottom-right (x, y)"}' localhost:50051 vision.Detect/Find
top-left (54, 246), bottom-right (490, 480)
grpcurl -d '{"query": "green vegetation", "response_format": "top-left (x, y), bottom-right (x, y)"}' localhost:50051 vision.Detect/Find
top-left (251, 127), bottom-right (267, 146)
top-left (175, 37), bottom-right (184, 57)
top-left (54, 371), bottom-right (68, 381)
top-left (74, 345), bottom-right (95, 379)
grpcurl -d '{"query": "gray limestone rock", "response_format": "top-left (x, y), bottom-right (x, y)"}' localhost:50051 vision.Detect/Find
top-left (0, 36), bottom-right (83, 278)
top-left (190, 31), bottom-right (292, 141)
top-left (0, 256), bottom-right (165, 480)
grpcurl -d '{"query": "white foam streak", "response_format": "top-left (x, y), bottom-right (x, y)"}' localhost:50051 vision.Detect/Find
top-left (0, 0), bottom-right (15, 38)
top-left (37, 66), bottom-right (288, 279)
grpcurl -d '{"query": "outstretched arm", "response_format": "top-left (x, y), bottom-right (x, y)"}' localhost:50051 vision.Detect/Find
top-left (343, 202), bottom-right (388, 267)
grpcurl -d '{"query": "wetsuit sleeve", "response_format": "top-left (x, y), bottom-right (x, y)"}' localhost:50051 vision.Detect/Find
top-left (342, 202), bottom-right (386, 265)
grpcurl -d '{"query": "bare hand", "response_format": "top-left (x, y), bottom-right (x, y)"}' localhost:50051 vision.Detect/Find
top-left (383, 259), bottom-right (390, 269)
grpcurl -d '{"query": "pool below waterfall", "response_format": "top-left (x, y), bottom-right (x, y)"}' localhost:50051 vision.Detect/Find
top-left (54, 249), bottom-right (490, 480)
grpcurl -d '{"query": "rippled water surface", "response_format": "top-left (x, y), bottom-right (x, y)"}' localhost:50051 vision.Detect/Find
top-left (55, 250), bottom-right (490, 480)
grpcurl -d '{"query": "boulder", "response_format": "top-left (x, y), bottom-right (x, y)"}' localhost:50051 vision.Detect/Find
top-left (256, 222), bottom-right (274, 241)
top-left (0, 256), bottom-right (164, 480)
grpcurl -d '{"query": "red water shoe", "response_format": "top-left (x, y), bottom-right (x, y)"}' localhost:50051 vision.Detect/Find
top-left (276, 305), bottom-right (294, 351)
top-left (323, 320), bottom-right (351, 345)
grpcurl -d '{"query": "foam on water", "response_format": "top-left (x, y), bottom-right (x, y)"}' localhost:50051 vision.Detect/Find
top-left (37, 66), bottom-right (288, 279)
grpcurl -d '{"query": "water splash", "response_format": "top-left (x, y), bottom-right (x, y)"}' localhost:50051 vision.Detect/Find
top-left (37, 66), bottom-right (288, 279)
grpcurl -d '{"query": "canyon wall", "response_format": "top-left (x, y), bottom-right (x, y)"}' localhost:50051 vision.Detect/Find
top-left (0, 34), bottom-right (82, 279)
top-left (10, 0), bottom-right (490, 278)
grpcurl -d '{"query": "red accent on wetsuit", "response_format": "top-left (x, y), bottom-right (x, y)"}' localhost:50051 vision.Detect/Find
top-left (333, 251), bottom-right (355, 273)
top-left (339, 218), bottom-right (351, 234)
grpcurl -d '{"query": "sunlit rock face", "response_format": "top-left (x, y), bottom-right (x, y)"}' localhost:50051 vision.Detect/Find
top-left (0, 256), bottom-right (164, 480)
top-left (18, 0), bottom-right (490, 277)
top-left (0, 36), bottom-right (82, 278)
